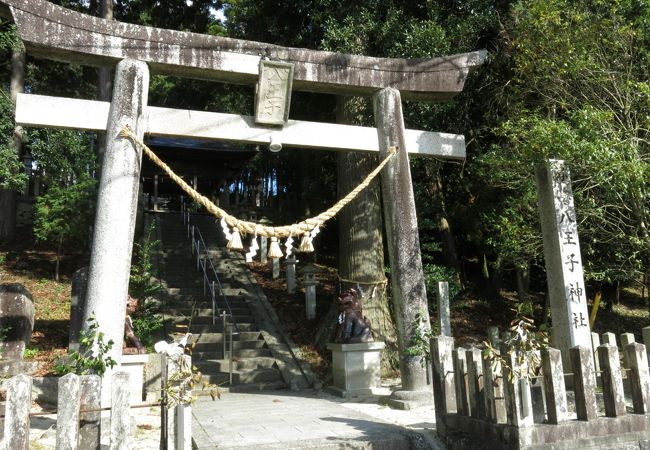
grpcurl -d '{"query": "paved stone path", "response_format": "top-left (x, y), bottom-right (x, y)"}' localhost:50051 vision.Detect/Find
top-left (192, 389), bottom-right (443, 450)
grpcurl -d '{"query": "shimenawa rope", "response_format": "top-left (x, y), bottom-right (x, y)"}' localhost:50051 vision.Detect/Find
top-left (119, 127), bottom-right (396, 250)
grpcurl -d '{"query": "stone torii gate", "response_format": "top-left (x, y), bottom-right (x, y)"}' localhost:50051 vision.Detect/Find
top-left (1, 0), bottom-right (485, 407)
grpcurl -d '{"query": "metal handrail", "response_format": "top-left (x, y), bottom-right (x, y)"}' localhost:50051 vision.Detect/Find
top-left (180, 197), bottom-right (238, 383)
top-left (180, 197), bottom-right (238, 331)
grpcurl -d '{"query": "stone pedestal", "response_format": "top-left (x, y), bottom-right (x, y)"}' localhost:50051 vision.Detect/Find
top-left (304, 282), bottom-right (317, 320)
top-left (285, 255), bottom-right (297, 294)
top-left (326, 342), bottom-right (385, 398)
top-left (121, 353), bottom-right (148, 405)
top-left (272, 258), bottom-right (280, 279)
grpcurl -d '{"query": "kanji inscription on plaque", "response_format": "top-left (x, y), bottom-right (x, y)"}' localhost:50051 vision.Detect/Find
top-left (255, 60), bottom-right (294, 125)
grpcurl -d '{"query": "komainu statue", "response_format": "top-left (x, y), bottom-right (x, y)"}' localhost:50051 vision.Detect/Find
top-left (335, 288), bottom-right (373, 344)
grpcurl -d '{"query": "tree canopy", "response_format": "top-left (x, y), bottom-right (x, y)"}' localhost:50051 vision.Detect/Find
top-left (0, 0), bottom-right (647, 302)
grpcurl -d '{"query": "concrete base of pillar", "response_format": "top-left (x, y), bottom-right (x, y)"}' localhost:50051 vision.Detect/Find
top-left (381, 389), bottom-right (434, 410)
top-left (326, 342), bottom-right (385, 399)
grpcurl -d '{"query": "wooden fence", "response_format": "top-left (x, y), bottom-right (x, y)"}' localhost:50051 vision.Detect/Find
top-left (1, 372), bottom-right (128, 450)
top-left (1, 354), bottom-right (192, 450)
top-left (431, 326), bottom-right (650, 450)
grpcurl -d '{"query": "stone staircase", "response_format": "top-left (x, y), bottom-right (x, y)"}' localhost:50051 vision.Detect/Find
top-left (154, 212), bottom-right (290, 391)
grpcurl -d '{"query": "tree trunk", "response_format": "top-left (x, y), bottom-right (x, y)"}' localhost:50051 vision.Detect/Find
top-left (515, 262), bottom-right (531, 302)
top-left (55, 235), bottom-right (63, 282)
top-left (0, 45), bottom-right (26, 241)
top-left (0, 190), bottom-right (17, 241)
top-left (316, 96), bottom-right (399, 372)
top-left (426, 166), bottom-right (463, 285)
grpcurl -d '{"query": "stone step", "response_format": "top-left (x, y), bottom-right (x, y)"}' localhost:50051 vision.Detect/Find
top-left (174, 322), bottom-right (259, 333)
top-left (194, 356), bottom-right (278, 373)
top-left (171, 314), bottom-right (253, 324)
top-left (201, 367), bottom-right (283, 385)
top-left (193, 380), bottom-right (287, 395)
top-left (192, 336), bottom-right (266, 349)
top-left (164, 287), bottom-right (237, 296)
top-left (168, 298), bottom-right (249, 307)
top-left (187, 330), bottom-right (262, 343)
top-left (188, 323), bottom-right (257, 334)
top-left (191, 348), bottom-right (272, 360)
top-left (164, 302), bottom-right (250, 314)
top-left (167, 306), bottom-right (250, 317)
top-left (159, 291), bottom-right (246, 302)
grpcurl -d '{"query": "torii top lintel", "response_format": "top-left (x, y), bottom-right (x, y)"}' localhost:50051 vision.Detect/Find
top-left (0, 0), bottom-right (486, 101)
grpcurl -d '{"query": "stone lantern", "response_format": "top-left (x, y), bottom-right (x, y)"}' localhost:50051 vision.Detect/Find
top-left (299, 263), bottom-right (320, 319)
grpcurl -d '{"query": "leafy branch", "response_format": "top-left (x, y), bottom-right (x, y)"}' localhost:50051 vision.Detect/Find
top-left (483, 302), bottom-right (548, 382)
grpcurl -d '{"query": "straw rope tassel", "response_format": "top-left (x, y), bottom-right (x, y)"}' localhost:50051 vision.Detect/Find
top-left (299, 233), bottom-right (314, 253)
top-left (228, 228), bottom-right (243, 250)
top-left (268, 237), bottom-right (283, 258)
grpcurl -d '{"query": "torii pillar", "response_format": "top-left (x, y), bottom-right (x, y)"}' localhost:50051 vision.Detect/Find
top-left (375, 88), bottom-right (433, 409)
top-left (82, 59), bottom-right (149, 405)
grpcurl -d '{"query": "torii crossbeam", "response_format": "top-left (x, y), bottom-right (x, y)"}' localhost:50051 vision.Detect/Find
top-left (0, 0), bottom-right (485, 101)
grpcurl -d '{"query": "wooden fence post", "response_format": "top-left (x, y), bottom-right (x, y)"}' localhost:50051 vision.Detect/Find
top-left (624, 342), bottom-right (650, 414)
top-left (482, 352), bottom-right (506, 423)
top-left (79, 374), bottom-right (102, 450)
top-left (2, 374), bottom-right (32, 450)
top-left (465, 348), bottom-right (485, 419)
top-left (541, 347), bottom-right (568, 424)
top-left (110, 371), bottom-right (131, 450)
top-left (175, 402), bottom-right (192, 450)
top-left (430, 336), bottom-right (456, 437)
top-left (591, 333), bottom-right (601, 374)
top-left (501, 345), bottom-right (533, 427)
top-left (452, 347), bottom-right (469, 416)
top-left (601, 332), bottom-right (616, 347)
top-left (598, 344), bottom-right (626, 418)
top-left (642, 327), bottom-right (650, 364)
top-left (56, 373), bottom-right (81, 450)
top-left (620, 333), bottom-right (635, 367)
top-left (165, 354), bottom-right (193, 450)
top-left (570, 345), bottom-right (598, 421)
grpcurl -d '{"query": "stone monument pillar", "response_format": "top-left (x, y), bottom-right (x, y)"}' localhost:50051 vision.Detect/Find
top-left (83, 59), bottom-right (150, 405)
top-left (373, 87), bottom-right (432, 409)
top-left (0, 284), bottom-right (36, 376)
top-left (300, 263), bottom-right (319, 320)
top-left (437, 281), bottom-right (451, 337)
top-left (536, 159), bottom-right (591, 366)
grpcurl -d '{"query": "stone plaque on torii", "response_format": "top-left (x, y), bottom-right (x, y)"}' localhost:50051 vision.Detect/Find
top-left (1, 0), bottom-right (486, 408)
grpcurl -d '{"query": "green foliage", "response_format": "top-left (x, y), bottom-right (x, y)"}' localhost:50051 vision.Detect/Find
top-left (423, 263), bottom-right (461, 305)
top-left (132, 303), bottom-right (164, 349)
top-left (129, 224), bottom-right (163, 349)
top-left (478, 108), bottom-right (648, 282)
top-left (33, 177), bottom-right (96, 250)
top-left (55, 316), bottom-right (117, 376)
top-left (29, 129), bottom-right (96, 186)
top-left (130, 224), bottom-right (161, 302)
top-left (23, 347), bottom-right (39, 359)
top-left (404, 310), bottom-right (437, 362)
top-left (467, 0), bottom-right (650, 285)
top-left (0, 90), bottom-right (27, 191)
